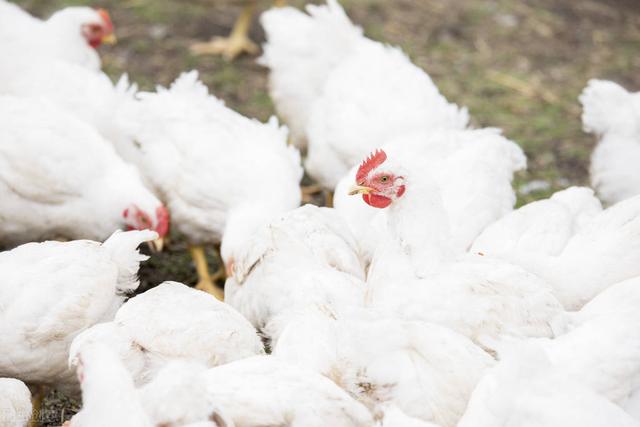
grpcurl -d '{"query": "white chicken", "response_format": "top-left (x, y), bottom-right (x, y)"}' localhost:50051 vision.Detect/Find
top-left (471, 186), bottom-right (602, 260)
top-left (334, 128), bottom-right (526, 262)
top-left (0, 95), bottom-right (168, 248)
top-left (69, 344), bottom-right (371, 427)
top-left (260, 0), bottom-right (468, 189)
top-left (471, 189), bottom-right (640, 309)
top-left (67, 343), bottom-right (228, 427)
top-left (458, 344), bottom-right (640, 427)
top-left (273, 307), bottom-right (494, 427)
top-left (512, 277), bottom-right (640, 410)
top-left (70, 281), bottom-right (264, 386)
top-left (66, 342), bottom-right (152, 427)
top-left (202, 355), bottom-right (374, 427)
top-left (117, 71), bottom-right (303, 298)
top-left (223, 204), bottom-right (367, 345)
top-left (347, 148), bottom-right (564, 352)
top-left (0, 58), bottom-right (134, 158)
top-left (0, 378), bottom-right (31, 427)
top-left (0, 230), bottom-right (156, 411)
top-left (378, 405), bottom-right (442, 427)
top-left (138, 361), bottom-right (232, 427)
top-left (580, 79), bottom-right (640, 205)
top-left (0, 0), bottom-right (115, 71)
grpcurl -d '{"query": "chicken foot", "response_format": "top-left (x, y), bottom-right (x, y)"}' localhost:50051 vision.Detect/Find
top-left (28, 385), bottom-right (46, 427)
top-left (189, 245), bottom-right (225, 301)
top-left (190, 2), bottom-right (259, 60)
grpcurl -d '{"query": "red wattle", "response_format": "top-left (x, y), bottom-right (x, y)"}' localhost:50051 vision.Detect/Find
top-left (155, 206), bottom-right (170, 237)
top-left (363, 193), bottom-right (392, 209)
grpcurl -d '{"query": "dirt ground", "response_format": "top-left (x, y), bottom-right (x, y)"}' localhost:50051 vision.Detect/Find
top-left (9, 0), bottom-right (640, 424)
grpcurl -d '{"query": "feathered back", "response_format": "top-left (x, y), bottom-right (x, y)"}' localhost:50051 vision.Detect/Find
top-left (0, 378), bottom-right (31, 427)
top-left (580, 79), bottom-right (640, 136)
top-left (260, 0), bottom-right (365, 146)
top-left (123, 71), bottom-right (301, 201)
top-left (459, 342), bottom-right (640, 427)
top-left (580, 80), bottom-right (640, 205)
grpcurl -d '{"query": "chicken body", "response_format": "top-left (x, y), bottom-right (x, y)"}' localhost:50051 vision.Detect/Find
top-left (334, 128), bottom-right (526, 261)
top-left (527, 277), bottom-right (640, 408)
top-left (0, 96), bottom-right (166, 247)
top-left (580, 79), bottom-right (640, 205)
top-left (0, 59), bottom-right (134, 160)
top-left (261, 0), bottom-right (468, 188)
top-left (67, 342), bottom-right (154, 427)
top-left (348, 148), bottom-right (564, 353)
top-left (472, 190), bottom-right (640, 309)
top-left (70, 281), bottom-right (265, 386)
top-left (224, 204), bottom-right (367, 345)
top-left (458, 344), bottom-right (640, 427)
top-left (0, 378), bottom-right (31, 427)
top-left (273, 308), bottom-right (494, 427)
top-left (202, 355), bottom-right (374, 427)
top-left (0, 230), bottom-right (156, 396)
top-left (118, 71), bottom-right (302, 294)
top-left (69, 343), bottom-right (370, 427)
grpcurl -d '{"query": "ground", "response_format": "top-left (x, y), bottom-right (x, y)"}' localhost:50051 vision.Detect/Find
top-left (10, 0), bottom-right (640, 424)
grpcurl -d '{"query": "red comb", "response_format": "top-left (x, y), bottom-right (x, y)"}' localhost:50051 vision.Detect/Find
top-left (356, 149), bottom-right (387, 183)
top-left (96, 8), bottom-right (114, 32)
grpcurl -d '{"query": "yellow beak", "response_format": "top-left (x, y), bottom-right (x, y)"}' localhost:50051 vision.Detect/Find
top-left (348, 184), bottom-right (375, 196)
top-left (147, 237), bottom-right (164, 253)
top-left (101, 33), bottom-right (117, 45)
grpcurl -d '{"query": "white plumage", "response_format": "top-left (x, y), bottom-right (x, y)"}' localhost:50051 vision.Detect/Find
top-left (0, 96), bottom-right (166, 247)
top-left (70, 281), bottom-right (264, 386)
top-left (0, 1), bottom-right (113, 71)
top-left (0, 230), bottom-right (156, 396)
top-left (118, 71), bottom-right (303, 270)
top-left (471, 187), bottom-right (602, 259)
top-left (527, 277), bottom-right (640, 408)
top-left (138, 361), bottom-right (232, 427)
top-left (224, 204), bottom-right (367, 345)
top-left (261, 0), bottom-right (468, 189)
top-left (472, 191), bottom-right (640, 309)
top-left (458, 344), bottom-right (640, 427)
top-left (378, 405), bottom-right (442, 427)
top-left (348, 147), bottom-right (563, 352)
top-left (334, 128), bottom-right (527, 262)
top-left (203, 355), bottom-right (373, 427)
top-left (580, 79), bottom-right (640, 205)
top-left (273, 308), bottom-right (494, 427)
top-left (0, 378), bottom-right (31, 427)
top-left (259, 0), bottom-right (363, 149)
top-left (68, 342), bottom-right (229, 427)
top-left (67, 342), bottom-right (152, 427)
top-left (0, 59), bottom-right (134, 155)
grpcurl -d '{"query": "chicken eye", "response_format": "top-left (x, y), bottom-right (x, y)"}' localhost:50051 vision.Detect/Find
top-left (380, 175), bottom-right (389, 183)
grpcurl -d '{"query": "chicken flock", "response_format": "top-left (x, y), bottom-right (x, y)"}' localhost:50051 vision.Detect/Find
top-left (1, 1), bottom-right (640, 427)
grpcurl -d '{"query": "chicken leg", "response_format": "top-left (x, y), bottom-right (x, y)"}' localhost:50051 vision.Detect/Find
top-left (189, 0), bottom-right (286, 60)
top-left (189, 245), bottom-right (225, 301)
top-left (28, 386), bottom-right (45, 427)
top-left (190, 2), bottom-right (258, 60)
top-left (301, 184), bottom-right (322, 203)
